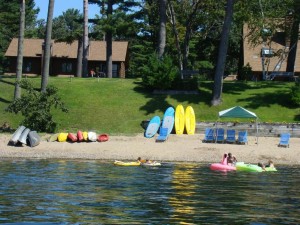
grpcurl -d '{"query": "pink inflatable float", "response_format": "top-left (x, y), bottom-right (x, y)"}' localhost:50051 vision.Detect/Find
top-left (210, 153), bottom-right (236, 171)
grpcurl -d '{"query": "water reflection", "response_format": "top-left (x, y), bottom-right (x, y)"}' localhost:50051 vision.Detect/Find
top-left (0, 160), bottom-right (299, 224)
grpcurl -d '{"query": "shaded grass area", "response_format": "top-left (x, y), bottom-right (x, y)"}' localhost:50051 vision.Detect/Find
top-left (0, 76), bottom-right (299, 134)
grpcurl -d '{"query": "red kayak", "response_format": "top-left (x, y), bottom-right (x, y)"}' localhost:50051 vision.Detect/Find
top-left (97, 134), bottom-right (109, 142)
top-left (77, 130), bottom-right (83, 142)
top-left (68, 133), bottom-right (78, 142)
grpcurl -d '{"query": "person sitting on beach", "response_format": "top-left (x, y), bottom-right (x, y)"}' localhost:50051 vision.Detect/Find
top-left (227, 153), bottom-right (237, 166)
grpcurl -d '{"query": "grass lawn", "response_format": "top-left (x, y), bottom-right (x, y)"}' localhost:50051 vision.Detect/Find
top-left (0, 76), bottom-right (299, 135)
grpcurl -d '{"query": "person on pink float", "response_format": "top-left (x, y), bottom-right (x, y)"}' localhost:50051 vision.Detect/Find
top-left (227, 152), bottom-right (237, 166)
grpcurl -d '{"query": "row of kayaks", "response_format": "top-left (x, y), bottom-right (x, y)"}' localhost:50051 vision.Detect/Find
top-left (210, 162), bottom-right (277, 172)
top-left (144, 105), bottom-right (196, 138)
top-left (114, 160), bottom-right (162, 167)
top-left (49, 131), bottom-right (109, 142)
top-left (9, 125), bottom-right (41, 147)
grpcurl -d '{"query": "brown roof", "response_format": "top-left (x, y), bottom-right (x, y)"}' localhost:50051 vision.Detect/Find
top-left (5, 38), bottom-right (128, 61)
top-left (243, 25), bottom-right (300, 73)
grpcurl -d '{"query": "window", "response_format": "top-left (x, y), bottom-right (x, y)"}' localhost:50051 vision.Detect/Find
top-left (62, 62), bottom-right (73, 73)
top-left (23, 61), bottom-right (32, 72)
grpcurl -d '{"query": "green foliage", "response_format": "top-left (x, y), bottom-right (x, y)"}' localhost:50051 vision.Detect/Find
top-left (5, 80), bottom-right (68, 133)
top-left (239, 63), bottom-right (253, 81)
top-left (142, 53), bottom-right (179, 90)
top-left (291, 81), bottom-right (300, 106)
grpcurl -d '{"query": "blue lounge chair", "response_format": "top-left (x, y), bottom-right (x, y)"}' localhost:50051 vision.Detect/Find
top-left (226, 129), bottom-right (236, 143)
top-left (278, 133), bottom-right (290, 148)
top-left (215, 128), bottom-right (225, 143)
top-left (156, 127), bottom-right (169, 142)
top-left (237, 131), bottom-right (248, 144)
top-left (203, 128), bottom-right (215, 143)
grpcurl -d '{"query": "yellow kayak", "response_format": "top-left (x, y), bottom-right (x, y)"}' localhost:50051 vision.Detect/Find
top-left (57, 133), bottom-right (68, 142)
top-left (114, 160), bottom-right (141, 166)
top-left (82, 131), bottom-right (88, 141)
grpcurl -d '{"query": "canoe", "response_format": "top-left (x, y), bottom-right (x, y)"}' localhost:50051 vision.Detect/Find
top-left (68, 133), bottom-right (78, 142)
top-left (28, 131), bottom-right (40, 147)
top-left (58, 133), bottom-right (68, 142)
top-left (88, 131), bottom-right (97, 142)
top-left (236, 163), bottom-right (277, 172)
top-left (10, 125), bottom-right (26, 145)
top-left (19, 128), bottom-right (30, 145)
top-left (114, 160), bottom-right (141, 166)
top-left (82, 131), bottom-right (88, 141)
top-left (97, 133), bottom-right (109, 142)
top-left (77, 130), bottom-right (84, 142)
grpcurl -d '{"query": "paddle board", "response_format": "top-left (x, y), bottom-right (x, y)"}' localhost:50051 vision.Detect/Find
top-left (185, 106), bottom-right (196, 135)
top-left (175, 104), bottom-right (185, 135)
top-left (144, 116), bottom-right (161, 138)
top-left (161, 107), bottom-right (175, 135)
top-left (19, 128), bottom-right (30, 145)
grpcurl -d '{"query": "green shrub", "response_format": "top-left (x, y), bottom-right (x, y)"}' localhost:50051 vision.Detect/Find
top-left (291, 81), bottom-right (300, 106)
top-left (239, 63), bottom-right (253, 81)
top-left (142, 53), bottom-right (178, 90)
top-left (5, 80), bottom-right (68, 132)
top-left (171, 76), bottom-right (199, 90)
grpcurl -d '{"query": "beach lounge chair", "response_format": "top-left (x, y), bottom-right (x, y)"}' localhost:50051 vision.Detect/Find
top-left (237, 131), bottom-right (248, 144)
top-left (203, 128), bottom-right (215, 143)
top-left (278, 133), bottom-right (290, 148)
top-left (226, 129), bottom-right (236, 143)
top-left (156, 127), bottom-right (169, 142)
top-left (215, 128), bottom-right (225, 143)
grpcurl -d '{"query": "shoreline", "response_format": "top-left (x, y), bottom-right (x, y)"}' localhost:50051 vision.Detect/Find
top-left (0, 133), bottom-right (299, 165)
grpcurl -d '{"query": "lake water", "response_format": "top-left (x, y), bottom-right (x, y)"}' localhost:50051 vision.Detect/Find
top-left (0, 159), bottom-right (299, 224)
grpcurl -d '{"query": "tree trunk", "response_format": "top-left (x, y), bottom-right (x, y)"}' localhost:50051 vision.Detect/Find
top-left (286, 14), bottom-right (299, 72)
top-left (82, 0), bottom-right (89, 77)
top-left (211, 0), bottom-right (234, 106)
top-left (14, 0), bottom-right (25, 100)
top-left (158, 0), bottom-right (167, 58)
top-left (168, 2), bottom-right (183, 78)
top-left (41, 0), bottom-right (54, 92)
top-left (76, 37), bottom-right (83, 77)
top-left (106, 0), bottom-right (113, 78)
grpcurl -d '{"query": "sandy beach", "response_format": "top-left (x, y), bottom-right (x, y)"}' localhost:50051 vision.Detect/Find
top-left (0, 133), bottom-right (299, 165)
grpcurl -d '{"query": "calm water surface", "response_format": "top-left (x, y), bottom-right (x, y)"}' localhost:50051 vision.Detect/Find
top-left (0, 159), bottom-right (299, 224)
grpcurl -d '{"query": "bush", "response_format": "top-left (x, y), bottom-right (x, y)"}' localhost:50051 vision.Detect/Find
top-left (239, 63), bottom-right (253, 81)
top-left (6, 80), bottom-right (68, 132)
top-left (291, 81), bottom-right (300, 106)
top-left (142, 53), bottom-right (178, 90)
